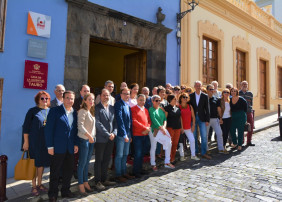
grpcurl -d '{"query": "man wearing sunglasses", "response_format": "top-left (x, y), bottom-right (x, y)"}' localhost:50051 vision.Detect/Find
top-left (206, 85), bottom-right (228, 154)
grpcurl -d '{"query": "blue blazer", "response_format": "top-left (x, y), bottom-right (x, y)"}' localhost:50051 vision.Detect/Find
top-left (114, 100), bottom-right (132, 138)
top-left (44, 105), bottom-right (78, 154)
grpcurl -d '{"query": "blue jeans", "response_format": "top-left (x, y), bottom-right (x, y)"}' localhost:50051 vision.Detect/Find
top-left (133, 135), bottom-right (149, 175)
top-left (115, 136), bottom-right (130, 177)
top-left (77, 138), bottom-right (94, 184)
top-left (193, 115), bottom-right (207, 155)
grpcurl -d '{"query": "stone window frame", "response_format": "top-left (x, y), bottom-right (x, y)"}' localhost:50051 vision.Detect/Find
top-left (256, 47), bottom-right (271, 109)
top-left (198, 20), bottom-right (224, 87)
top-left (0, 78), bottom-right (3, 135)
top-left (0, 0), bottom-right (7, 52)
top-left (232, 36), bottom-right (251, 89)
top-left (275, 56), bottom-right (282, 99)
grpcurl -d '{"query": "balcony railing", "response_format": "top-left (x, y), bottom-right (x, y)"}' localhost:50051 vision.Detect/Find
top-left (227, 0), bottom-right (282, 35)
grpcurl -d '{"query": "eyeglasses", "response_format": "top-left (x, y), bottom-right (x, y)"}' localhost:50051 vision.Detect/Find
top-left (122, 93), bottom-right (130, 95)
top-left (40, 97), bottom-right (49, 101)
top-left (208, 89), bottom-right (214, 91)
top-left (182, 96), bottom-right (188, 99)
top-left (154, 100), bottom-right (161, 102)
top-left (187, 90), bottom-right (191, 93)
top-left (56, 90), bottom-right (65, 93)
top-left (174, 89), bottom-right (180, 91)
top-left (223, 92), bottom-right (230, 94)
top-left (226, 86), bottom-right (231, 89)
top-left (181, 88), bottom-right (186, 90)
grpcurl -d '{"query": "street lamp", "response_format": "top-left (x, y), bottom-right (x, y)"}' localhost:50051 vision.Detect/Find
top-left (177, 0), bottom-right (200, 22)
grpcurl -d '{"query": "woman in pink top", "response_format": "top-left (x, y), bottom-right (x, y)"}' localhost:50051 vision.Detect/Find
top-left (179, 93), bottom-right (200, 161)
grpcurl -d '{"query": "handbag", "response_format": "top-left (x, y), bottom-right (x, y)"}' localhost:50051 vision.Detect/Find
top-left (244, 122), bottom-right (251, 132)
top-left (14, 151), bottom-right (36, 180)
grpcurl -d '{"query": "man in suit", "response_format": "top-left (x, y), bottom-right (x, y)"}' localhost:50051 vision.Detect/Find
top-left (189, 81), bottom-right (211, 159)
top-left (45, 91), bottom-right (78, 201)
top-left (50, 84), bottom-right (65, 108)
top-left (94, 88), bottom-right (117, 190)
top-left (73, 84), bottom-right (90, 111)
top-left (95, 80), bottom-right (115, 106)
top-left (114, 87), bottom-right (134, 182)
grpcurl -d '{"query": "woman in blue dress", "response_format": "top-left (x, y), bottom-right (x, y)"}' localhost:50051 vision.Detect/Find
top-left (22, 91), bottom-right (51, 196)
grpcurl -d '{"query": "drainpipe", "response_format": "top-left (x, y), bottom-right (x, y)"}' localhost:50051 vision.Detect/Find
top-left (177, 0), bottom-right (182, 86)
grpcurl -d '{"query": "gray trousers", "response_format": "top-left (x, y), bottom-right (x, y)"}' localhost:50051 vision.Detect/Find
top-left (206, 118), bottom-right (224, 151)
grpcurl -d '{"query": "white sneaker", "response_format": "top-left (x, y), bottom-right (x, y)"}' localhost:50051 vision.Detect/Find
top-left (180, 156), bottom-right (185, 161)
top-left (191, 156), bottom-right (200, 161)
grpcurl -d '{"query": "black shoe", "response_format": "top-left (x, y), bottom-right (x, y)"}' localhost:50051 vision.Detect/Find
top-left (247, 142), bottom-right (255, 146)
top-left (134, 173), bottom-right (142, 178)
top-left (73, 172), bottom-right (78, 179)
top-left (49, 197), bottom-right (57, 202)
top-left (61, 191), bottom-right (77, 198)
top-left (79, 191), bottom-right (88, 197)
top-left (140, 170), bottom-right (149, 175)
top-left (88, 172), bottom-right (92, 177)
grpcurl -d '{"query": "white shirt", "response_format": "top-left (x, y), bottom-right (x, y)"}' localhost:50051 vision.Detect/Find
top-left (137, 105), bottom-right (145, 111)
top-left (56, 98), bottom-right (63, 106)
top-left (103, 103), bottom-right (110, 117)
top-left (128, 98), bottom-right (137, 108)
top-left (222, 102), bottom-right (231, 119)
top-left (195, 91), bottom-right (201, 106)
top-left (63, 105), bottom-right (74, 126)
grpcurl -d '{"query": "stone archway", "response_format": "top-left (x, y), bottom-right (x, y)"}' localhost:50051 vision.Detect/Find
top-left (64, 0), bottom-right (172, 94)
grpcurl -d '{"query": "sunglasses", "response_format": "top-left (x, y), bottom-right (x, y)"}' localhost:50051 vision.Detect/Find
top-left (40, 97), bottom-right (49, 101)
top-left (182, 96), bottom-right (188, 99)
top-left (154, 100), bottom-right (161, 102)
top-left (223, 92), bottom-right (230, 94)
top-left (181, 88), bottom-right (186, 90)
top-left (174, 89), bottom-right (180, 91)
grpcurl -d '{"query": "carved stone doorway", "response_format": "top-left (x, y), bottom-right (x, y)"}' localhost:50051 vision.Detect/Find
top-left (64, 0), bottom-right (172, 94)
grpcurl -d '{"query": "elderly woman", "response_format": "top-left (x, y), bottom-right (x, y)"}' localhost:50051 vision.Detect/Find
top-left (219, 88), bottom-right (232, 149)
top-left (23, 91), bottom-right (51, 196)
top-left (149, 95), bottom-right (174, 170)
top-left (230, 87), bottom-right (247, 151)
top-left (164, 94), bottom-right (182, 163)
top-left (77, 93), bottom-right (96, 195)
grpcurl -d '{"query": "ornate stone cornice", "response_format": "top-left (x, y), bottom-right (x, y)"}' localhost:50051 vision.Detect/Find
top-left (65, 0), bottom-right (172, 34)
top-left (199, 0), bottom-right (282, 49)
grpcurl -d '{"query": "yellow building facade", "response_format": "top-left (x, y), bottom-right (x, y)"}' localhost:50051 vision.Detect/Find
top-left (180, 0), bottom-right (282, 116)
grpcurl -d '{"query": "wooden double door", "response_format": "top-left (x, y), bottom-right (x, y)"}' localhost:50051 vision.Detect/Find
top-left (124, 51), bottom-right (146, 90)
top-left (259, 60), bottom-right (267, 109)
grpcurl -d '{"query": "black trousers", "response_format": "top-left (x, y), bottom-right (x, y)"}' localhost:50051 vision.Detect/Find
top-left (48, 152), bottom-right (74, 198)
top-left (220, 117), bottom-right (232, 146)
top-left (94, 140), bottom-right (114, 183)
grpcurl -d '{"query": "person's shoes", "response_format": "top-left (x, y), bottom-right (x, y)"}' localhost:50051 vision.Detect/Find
top-left (231, 144), bottom-right (238, 149)
top-left (247, 142), bottom-right (255, 146)
top-left (207, 150), bottom-right (212, 155)
top-left (202, 154), bottom-right (212, 160)
top-left (171, 160), bottom-right (177, 165)
top-left (102, 180), bottom-right (116, 186)
top-left (79, 191), bottom-right (88, 197)
top-left (219, 150), bottom-right (229, 154)
top-left (116, 176), bottom-right (127, 183)
top-left (152, 166), bottom-right (158, 172)
top-left (164, 163), bottom-right (175, 169)
top-left (61, 191), bottom-right (77, 198)
top-left (237, 146), bottom-right (242, 151)
top-left (140, 170), bottom-right (149, 175)
top-left (134, 173), bottom-right (142, 178)
top-left (95, 182), bottom-right (106, 191)
top-left (180, 156), bottom-right (185, 161)
top-left (73, 172), bottom-right (78, 179)
top-left (31, 186), bottom-right (39, 196)
top-left (85, 187), bottom-right (94, 193)
top-left (37, 184), bottom-right (48, 193)
top-left (49, 197), bottom-right (57, 202)
top-left (191, 156), bottom-right (200, 161)
top-left (88, 172), bottom-right (92, 177)
top-left (123, 173), bottom-right (135, 179)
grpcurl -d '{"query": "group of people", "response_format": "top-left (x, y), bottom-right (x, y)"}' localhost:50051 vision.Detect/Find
top-left (22, 79), bottom-right (254, 201)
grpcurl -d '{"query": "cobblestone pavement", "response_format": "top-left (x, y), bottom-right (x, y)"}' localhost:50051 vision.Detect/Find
top-left (62, 126), bottom-right (282, 202)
